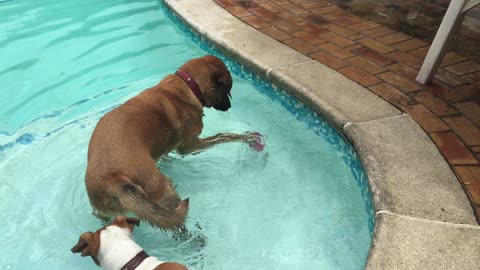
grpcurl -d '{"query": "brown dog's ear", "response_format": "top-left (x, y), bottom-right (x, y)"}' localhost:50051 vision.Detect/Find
top-left (214, 70), bottom-right (227, 86)
top-left (213, 70), bottom-right (233, 100)
top-left (126, 217), bottom-right (140, 227)
top-left (71, 232), bottom-right (94, 257)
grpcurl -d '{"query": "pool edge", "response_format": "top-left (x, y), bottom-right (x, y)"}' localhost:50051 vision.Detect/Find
top-left (163, 1), bottom-right (480, 269)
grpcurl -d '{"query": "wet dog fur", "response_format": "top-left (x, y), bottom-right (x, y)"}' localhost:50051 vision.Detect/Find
top-left (85, 55), bottom-right (258, 230)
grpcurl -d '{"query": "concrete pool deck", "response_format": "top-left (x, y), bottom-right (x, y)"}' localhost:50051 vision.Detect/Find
top-left (164, 0), bottom-right (480, 269)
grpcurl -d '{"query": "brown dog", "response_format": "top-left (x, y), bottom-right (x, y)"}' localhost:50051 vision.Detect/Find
top-left (71, 216), bottom-right (187, 270)
top-left (85, 55), bottom-right (260, 230)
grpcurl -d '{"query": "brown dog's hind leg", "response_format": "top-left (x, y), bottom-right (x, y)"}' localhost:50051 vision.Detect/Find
top-left (92, 209), bottom-right (113, 224)
top-left (141, 162), bottom-right (181, 211)
top-left (159, 178), bottom-right (182, 211)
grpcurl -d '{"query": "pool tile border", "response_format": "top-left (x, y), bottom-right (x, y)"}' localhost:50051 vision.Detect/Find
top-left (164, 0), bottom-right (480, 269)
top-left (216, 0), bottom-right (480, 224)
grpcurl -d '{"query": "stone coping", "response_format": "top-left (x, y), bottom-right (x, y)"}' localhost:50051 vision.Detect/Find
top-left (164, 0), bottom-right (479, 269)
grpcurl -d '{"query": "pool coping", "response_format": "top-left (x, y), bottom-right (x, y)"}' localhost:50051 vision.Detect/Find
top-left (164, 1), bottom-right (480, 269)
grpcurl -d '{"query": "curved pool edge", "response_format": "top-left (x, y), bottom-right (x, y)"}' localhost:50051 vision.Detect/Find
top-left (164, 1), bottom-right (480, 269)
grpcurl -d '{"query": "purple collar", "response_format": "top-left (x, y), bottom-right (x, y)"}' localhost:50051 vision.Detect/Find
top-left (175, 70), bottom-right (206, 106)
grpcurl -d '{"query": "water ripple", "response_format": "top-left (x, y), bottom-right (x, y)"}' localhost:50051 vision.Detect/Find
top-left (5, 43), bottom-right (173, 115)
top-left (0, 85), bottom-right (124, 152)
top-left (0, 59), bottom-right (39, 76)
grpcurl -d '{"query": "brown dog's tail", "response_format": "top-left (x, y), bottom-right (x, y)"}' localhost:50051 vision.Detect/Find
top-left (112, 179), bottom-right (189, 231)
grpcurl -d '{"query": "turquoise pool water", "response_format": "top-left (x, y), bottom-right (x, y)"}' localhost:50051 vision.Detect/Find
top-left (0, 0), bottom-right (373, 269)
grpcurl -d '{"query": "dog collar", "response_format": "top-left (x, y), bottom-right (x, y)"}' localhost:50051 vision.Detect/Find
top-left (175, 70), bottom-right (206, 106)
top-left (120, 250), bottom-right (149, 270)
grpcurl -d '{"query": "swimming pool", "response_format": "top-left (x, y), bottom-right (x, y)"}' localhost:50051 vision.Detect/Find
top-left (0, 0), bottom-right (373, 269)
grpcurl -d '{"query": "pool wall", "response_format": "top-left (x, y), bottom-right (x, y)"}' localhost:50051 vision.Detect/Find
top-left (164, 1), bottom-right (480, 270)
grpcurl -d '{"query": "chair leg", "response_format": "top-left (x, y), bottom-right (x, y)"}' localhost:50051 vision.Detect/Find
top-left (416, 1), bottom-right (467, 84)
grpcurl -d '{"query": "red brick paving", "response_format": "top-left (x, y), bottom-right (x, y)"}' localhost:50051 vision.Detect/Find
top-left (347, 56), bottom-right (387, 75)
top-left (402, 104), bottom-right (449, 133)
top-left (445, 61), bottom-right (480, 76)
top-left (259, 26), bottom-right (291, 40)
top-left (318, 31), bottom-right (355, 47)
top-left (241, 15), bottom-right (270, 28)
top-left (443, 117), bottom-right (480, 146)
top-left (385, 51), bottom-right (422, 69)
top-left (362, 26), bottom-right (396, 38)
top-left (292, 31), bottom-right (325, 45)
top-left (283, 38), bottom-right (319, 54)
top-left (454, 166), bottom-right (480, 205)
top-left (217, 0), bottom-right (480, 223)
top-left (391, 38), bottom-right (429, 52)
top-left (376, 32), bottom-right (412, 45)
top-left (225, 6), bottom-right (252, 17)
top-left (310, 51), bottom-right (347, 69)
top-left (387, 63), bottom-right (418, 80)
top-left (354, 47), bottom-right (395, 66)
top-left (426, 80), bottom-right (466, 103)
top-left (435, 68), bottom-right (468, 87)
top-left (454, 102), bottom-right (480, 126)
top-left (357, 38), bottom-right (395, 54)
top-left (334, 16), bottom-right (365, 27)
top-left (464, 71), bottom-right (480, 87)
top-left (413, 91), bottom-right (458, 116)
top-left (370, 83), bottom-right (414, 108)
top-left (440, 52), bottom-right (467, 67)
top-left (317, 43), bottom-right (354, 59)
top-left (408, 46), bottom-right (430, 60)
top-left (378, 72), bottom-right (422, 93)
top-left (338, 66), bottom-right (380, 87)
top-left (430, 132), bottom-right (478, 165)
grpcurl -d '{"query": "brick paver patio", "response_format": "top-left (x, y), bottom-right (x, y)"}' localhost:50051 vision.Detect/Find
top-left (215, 0), bottom-right (480, 223)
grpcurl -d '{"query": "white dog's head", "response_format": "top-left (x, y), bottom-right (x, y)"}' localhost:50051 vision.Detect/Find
top-left (71, 216), bottom-right (140, 266)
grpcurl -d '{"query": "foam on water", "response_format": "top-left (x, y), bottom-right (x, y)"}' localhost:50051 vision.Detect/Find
top-left (0, 1), bottom-right (373, 269)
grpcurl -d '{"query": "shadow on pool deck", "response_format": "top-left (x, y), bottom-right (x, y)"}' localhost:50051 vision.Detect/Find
top-left (330, 0), bottom-right (480, 63)
top-left (215, 0), bottom-right (480, 224)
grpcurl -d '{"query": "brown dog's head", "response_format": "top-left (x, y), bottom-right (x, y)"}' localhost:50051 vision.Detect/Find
top-left (71, 216), bottom-right (140, 266)
top-left (180, 55), bottom-right (233, 111)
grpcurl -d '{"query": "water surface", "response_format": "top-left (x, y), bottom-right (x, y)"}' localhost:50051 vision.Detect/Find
top-left (0, 1), bottom-right (372, 269)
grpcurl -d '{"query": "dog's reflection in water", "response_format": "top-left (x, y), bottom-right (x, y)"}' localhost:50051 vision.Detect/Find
top-left (91, 208), bottom-right (207, 248)
top-left (171, 222), bottom-right (207, 251)
top-left (94, 212), bottom-right (207, 251)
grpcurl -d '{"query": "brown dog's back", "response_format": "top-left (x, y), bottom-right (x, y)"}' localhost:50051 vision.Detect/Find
top-left (85, 55), bottom-right (234, 231)
top-left (85, 88), bottom-right (191, 230)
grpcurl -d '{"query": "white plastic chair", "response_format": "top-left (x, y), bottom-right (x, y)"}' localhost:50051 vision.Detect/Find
top-left (416, 0), bottom-right (480, 84)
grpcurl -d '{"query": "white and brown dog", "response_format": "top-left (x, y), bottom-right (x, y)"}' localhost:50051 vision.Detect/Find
top-left (71, 216), bottom-right (187, 270)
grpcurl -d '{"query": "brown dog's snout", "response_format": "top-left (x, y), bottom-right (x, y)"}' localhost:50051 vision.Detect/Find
top-left (214, 100), bottom-right (231, 111)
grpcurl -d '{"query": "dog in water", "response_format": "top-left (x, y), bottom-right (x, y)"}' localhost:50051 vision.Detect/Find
top-left (85, 55), bottom-right (263, 230)
top-left (71, 216), bottom-right (188, 270)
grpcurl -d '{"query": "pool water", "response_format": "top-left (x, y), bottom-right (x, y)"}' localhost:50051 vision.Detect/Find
top-left (0, 0), bottom-right (373, 269)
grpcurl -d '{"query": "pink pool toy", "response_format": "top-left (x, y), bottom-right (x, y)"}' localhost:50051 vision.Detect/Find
top-left (248, 132), bottom-right (265, 151)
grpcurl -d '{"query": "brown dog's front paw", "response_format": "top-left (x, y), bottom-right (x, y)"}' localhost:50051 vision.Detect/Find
top-left (245, 132), bottom-right (265, 151)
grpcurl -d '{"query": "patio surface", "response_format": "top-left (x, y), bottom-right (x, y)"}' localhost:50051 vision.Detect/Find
top-left (215, 0), bottom-right (480, 224)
